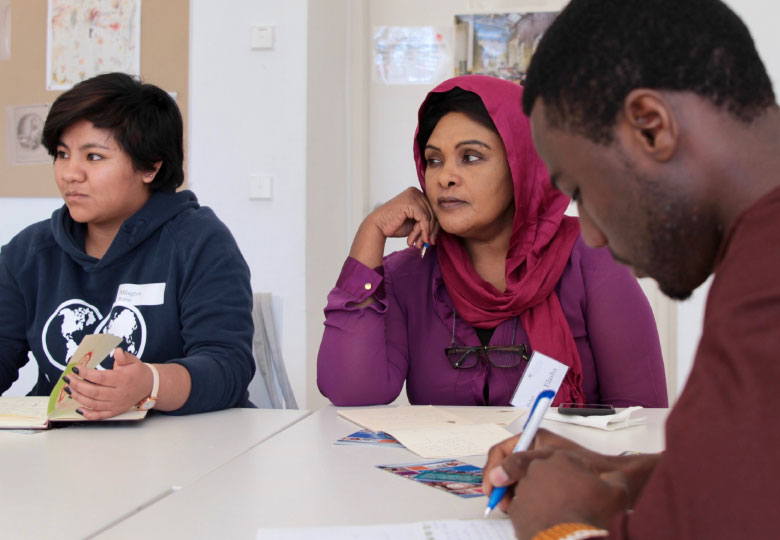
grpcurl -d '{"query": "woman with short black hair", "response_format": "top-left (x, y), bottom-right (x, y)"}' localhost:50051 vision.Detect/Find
top-left (0, 72), bottom-right (255, 418)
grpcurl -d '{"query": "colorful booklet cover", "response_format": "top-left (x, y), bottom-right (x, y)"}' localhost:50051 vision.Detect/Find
top-left (0, 334), bottom-right (147, 429)
top-left (376, 459), bottom-right (485, 498)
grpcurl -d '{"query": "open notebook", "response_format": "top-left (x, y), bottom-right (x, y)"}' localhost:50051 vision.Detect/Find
top-left (0, 334), bottom-right (147, 429)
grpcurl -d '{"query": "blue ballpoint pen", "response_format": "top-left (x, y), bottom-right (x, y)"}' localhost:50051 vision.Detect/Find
top-left (484, 389), bottom-right (556, 517)
top-left (421, 242), bottom-right (430, 259)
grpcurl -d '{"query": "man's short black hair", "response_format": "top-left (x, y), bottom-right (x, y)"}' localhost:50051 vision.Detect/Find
top-left (522, 0), bottom-right (776, 143)
top-left (43, 72), bottom-right (184, 193)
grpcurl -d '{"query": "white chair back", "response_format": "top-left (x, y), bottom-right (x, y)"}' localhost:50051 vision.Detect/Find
top-left (247, 293), bottom-right (298, 409)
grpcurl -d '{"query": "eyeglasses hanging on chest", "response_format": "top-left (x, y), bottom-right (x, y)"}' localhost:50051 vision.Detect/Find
top-left (444, 313), bottom-right (529, 369)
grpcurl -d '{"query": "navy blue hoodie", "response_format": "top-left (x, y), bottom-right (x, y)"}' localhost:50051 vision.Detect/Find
top-left (0, 190), bottom-right (255, 414)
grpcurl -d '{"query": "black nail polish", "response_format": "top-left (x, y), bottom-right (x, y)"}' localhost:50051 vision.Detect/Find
top-left (64, 387), bottom-right (72, 395)
top-left (76, 409), bottom-right (84, 416)
top-left (72, 367), bottom-right (80, 375)
top-left (63, 376), bottom-right (70, 384)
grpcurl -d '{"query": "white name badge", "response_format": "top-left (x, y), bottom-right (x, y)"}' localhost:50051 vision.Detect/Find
top-left (114, 283), bottom-right (166, 306)
top-left (510, 351), bottom-right (569, 408)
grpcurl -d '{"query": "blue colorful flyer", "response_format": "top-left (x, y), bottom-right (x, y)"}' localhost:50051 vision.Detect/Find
top-left (376, 459), bottom-right (485, 498)
top-left (335, 429), bottom-right (406, 448)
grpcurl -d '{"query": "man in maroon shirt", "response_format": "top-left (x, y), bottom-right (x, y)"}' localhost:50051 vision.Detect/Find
top-left (483, 1), bottom-right (780, 539)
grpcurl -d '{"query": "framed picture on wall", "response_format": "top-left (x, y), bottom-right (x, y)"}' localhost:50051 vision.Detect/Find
top-left (5, 104), bottom-right (51, 166)
top-left (454, 12), bottom-right (558, 84)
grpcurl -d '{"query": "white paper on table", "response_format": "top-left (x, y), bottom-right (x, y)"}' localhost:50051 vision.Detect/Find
top-left (387, 423), bottom-right (514, 459)
top-left (545, 406), bottom-right (646, 431)
top-left (257, 518), bottom-right (514, 540)
top-left (0, 396), bottom-right (48, 419)
top-left (446, 407), bottom-right (527, 426)
top-left (337, 405), bottom-right (474, 432)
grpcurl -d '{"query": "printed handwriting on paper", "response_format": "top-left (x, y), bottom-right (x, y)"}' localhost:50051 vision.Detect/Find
top-left (338, 405), bottom-right (527, 433)
top-left (447, 407), bottom-right (526, 426)
top-left (338, 405), bottom-right (471, 432)
top-left (389, 423), bottom-right (514, 459)
top-left (256, 519), bottom-right (515, 540)
top-left (0, 396), bottom-right (48, 419)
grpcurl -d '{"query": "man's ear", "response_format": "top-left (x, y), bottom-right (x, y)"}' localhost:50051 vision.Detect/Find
top-left (622, 89), bottom-right (678, 162)
top-left (142, 161), bottom-right (163, 184)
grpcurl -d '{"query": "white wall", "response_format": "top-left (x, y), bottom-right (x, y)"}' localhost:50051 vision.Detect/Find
top-left (189, 0), bottom-right (309, 406)
top-left (304, 1), bottom-right (369, 408)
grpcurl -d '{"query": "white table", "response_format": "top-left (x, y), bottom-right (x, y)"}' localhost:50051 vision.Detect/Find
top-left (0, 408), bottom-right (309, 540)
top-left (96, 406), bottom-right (668, 539)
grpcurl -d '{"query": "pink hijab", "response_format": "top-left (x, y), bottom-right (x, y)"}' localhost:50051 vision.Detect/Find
top-left (413, 75), bottom-right (584, 404)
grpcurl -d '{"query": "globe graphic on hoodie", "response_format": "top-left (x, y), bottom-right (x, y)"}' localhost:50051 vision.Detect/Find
top-left (43, 301), bottom-right (144, 370)
top-left (45, 303), bottom-right (101, 369)
top-left (100, 306), bottom-right (143, 356)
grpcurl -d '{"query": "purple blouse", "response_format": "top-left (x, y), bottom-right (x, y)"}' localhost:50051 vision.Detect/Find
top-left (317, 237), bottom-right (668, 407)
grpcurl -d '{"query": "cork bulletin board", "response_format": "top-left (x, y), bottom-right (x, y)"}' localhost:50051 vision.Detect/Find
top-left (0, 0), bottom-right (189, 197)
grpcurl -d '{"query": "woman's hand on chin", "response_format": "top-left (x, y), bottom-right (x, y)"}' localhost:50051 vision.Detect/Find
top-left (350, 187), bottom-right (439, 268)
top-left (370, 187), bottom-right (439, 247)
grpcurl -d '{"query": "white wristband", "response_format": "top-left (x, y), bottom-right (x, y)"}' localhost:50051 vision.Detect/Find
top-left (136, 363), bottom-right (159, 411)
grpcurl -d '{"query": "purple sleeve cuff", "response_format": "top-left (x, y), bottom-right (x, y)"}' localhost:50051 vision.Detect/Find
top-left (335, 257), bottom-right (386, 303)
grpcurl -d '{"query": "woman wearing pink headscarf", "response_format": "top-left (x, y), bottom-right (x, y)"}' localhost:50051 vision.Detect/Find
top-left (317, 75), bottom-right (667, 407)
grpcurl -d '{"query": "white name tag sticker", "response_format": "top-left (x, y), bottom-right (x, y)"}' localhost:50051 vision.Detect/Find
top-left (115, 283), bottom-right (166, 306)
top-left (510, 351), bottom-right (569, 408)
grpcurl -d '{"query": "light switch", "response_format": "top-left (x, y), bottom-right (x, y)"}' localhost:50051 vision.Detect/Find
top-left (249, 174), bottom-right (273, 200)
top-left (250, 25), bottom-right (275, 50)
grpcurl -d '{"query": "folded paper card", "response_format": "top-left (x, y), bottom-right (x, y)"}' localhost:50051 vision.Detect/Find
top-left (0, 334), bottom-right (147, 429)
top-left (337, 406), bottom-right (525, 458)
top-left (510, 351), bottom-right (569, 408)
top-left (544, 406), bottom-right (646, 431)
top-left (338, 405), bottom-right (526, 432)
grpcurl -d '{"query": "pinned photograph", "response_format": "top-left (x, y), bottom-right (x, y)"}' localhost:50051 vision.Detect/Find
top-left (5, 104), bottom-right (51, 166)
top-left (454, 12), bottom-right (558, 84)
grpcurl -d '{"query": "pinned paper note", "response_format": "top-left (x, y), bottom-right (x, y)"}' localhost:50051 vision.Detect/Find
top-left (509, 351), bottom-right (568, 408)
